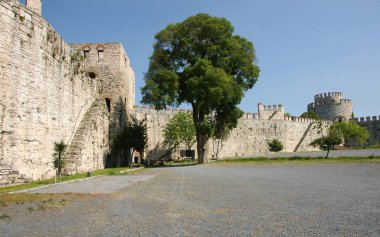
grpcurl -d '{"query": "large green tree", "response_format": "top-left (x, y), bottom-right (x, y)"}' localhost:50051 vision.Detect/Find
top-left (141, 14), bottom-right (260, 163)
top-left (330, 122), bottom-right (370, 147)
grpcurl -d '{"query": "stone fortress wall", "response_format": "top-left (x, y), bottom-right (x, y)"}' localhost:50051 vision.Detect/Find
top-left (355, 116), bottom-right (380, 145)
top-left (133, 104), bottom-right (330, 161)
top-left (308, 92), bottom-right (353, 122)
top-left (0, 0), bottom-right (376, 186)
top-left (0, 0), bottom-right (135, 185)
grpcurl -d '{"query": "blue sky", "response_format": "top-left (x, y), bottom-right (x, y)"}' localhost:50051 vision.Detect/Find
top-left (23, 0), bottom-right (380, 117)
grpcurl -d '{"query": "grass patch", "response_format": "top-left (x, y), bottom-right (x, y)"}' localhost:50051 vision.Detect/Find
top-left (216, 156), bottom-right (380, 164)
top-left (164, 159), bottom-right (197, 166)
top-left (0, 167), bottom-right (142, 194)
top-left (0, 193), bottom-right (89, 208)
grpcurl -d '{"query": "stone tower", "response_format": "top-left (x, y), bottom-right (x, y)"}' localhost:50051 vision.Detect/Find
top-left (26, 0), bottom-right (42, 15)
top-left (258, 103), bottom-right (284, 120)
top-left (307, 92), bottom-right (353, 122)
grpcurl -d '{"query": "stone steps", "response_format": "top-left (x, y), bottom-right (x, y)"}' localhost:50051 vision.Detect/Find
top-left (63, 99), bottom-right (106, 175)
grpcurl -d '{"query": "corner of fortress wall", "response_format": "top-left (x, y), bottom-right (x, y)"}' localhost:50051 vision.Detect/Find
top-left (0, 0), bottom-right (110, 185)
top-left (131, 105), bottom-right (330, 160)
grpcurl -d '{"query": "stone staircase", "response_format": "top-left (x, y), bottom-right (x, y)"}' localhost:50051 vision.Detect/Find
top-left (63, 99), bottom-right (109, 175)
top-left (293, 123), bottom-right (314, 152)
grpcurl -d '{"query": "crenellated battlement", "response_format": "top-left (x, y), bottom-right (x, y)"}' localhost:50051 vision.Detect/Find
top-left (258, 103), bottom-right (284, 112)
top-left (340, 99), bottom-right (352, 104)
top-left (308, 92), bottom-right (353, 122)
top-left (355, 116), bottom-right (380, 123)
top-left (314, 92), bottom-right (342, 99)
top-left (26, 0), bottom-right (41, 15)
top-left (308, 98), bottom-right (352, 109)
top-left (131, 105), bottom-right (331, 125)
top-left (132, 105), bottom-right (192, 115)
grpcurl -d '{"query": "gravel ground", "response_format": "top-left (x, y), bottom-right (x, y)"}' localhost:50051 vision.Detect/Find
top-left (0, 163), bottom-right (379, 236)
top-left (248, 148), bottom-right (380, 158)
top-left (30, 175), bottom-right (157, 194)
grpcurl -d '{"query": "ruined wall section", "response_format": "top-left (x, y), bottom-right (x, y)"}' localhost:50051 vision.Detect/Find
top-left (132, 106), bottom-right (329, 160)
top-left (0, 0), bottom-right (100, 185)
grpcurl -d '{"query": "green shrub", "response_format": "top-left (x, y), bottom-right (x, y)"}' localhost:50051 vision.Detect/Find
top-left (268, 139), bottom-right (284, 153)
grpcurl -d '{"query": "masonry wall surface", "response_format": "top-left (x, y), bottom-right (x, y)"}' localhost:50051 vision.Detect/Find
top-left (0, 0), bottom-right (106, 185)
top-left (134, 109), bottom-right (327, 161)
top-left (70, 43), bottom-right (135, 135)
top-left (356, 116), bottom-right (380, 145)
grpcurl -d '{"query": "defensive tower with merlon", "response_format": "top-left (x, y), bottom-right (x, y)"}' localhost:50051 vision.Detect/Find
top-left (307, 92), bottom-right (353, 122)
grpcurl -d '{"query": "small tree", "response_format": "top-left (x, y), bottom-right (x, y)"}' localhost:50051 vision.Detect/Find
top-left (267, 139), bottom-right (284, 153)
top-left (112, 116), bottom-right (148, 166)
top-left (53, 140), bottom-right (67, 181)
top-left (163, 112), bottom-right (196, 152)
top-left (211, 107), bottom-right (243, 159)
top-left (330, 122), bottom-right (370, 147)
top-left (310, 129), bottom-right (342, 158)
top-left (301, 111), bottom-right (320, 120)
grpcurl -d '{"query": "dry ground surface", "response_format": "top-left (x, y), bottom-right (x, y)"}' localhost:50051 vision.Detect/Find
top-left (0, 162), bottom-right (379, 236)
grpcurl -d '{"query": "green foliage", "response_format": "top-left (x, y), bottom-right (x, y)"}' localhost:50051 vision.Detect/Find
top-left (112, 116), bottom-right (148, 166)
top-left (267, 139), bottom-right (284, 153)
top-left (53, 140), bottom-right (66, 180)
top-left (141, 13), bottom-right (260, 163)
top-left (70, 51), bottom-right (84, 75)
top-left (284, 112), bottom-right (293, 117)
top-left (310, 129), bottom-right (342, 158)
top-left (163, 112), bottom-right (196, 150)
top-left (313, 120), bottom-right (327, 136)
top-left (211, 107), bottom-right (243, 159)
top-left (301, 111), bottom-right (320, 120)
top-left (330, 122), bottom-right (370, 147)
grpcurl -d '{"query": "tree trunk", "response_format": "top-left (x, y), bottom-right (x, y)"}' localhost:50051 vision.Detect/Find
top-left (325, 146), bottom-right (330, 158)
top-left (196, 133), bottom-right (208, 164)
top-left (192, 106), bottom-right (209, 164)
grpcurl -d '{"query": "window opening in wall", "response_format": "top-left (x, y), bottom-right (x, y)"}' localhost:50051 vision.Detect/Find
top-left (98, 49), bottom-right (104, 60)
top-left (338, 117), bottom-right (343, 123)
top-left (105, 98), bottom-right (111, 113)
top-left (88, 72), bottom-right (96, 79)
top-left (83, 49), bottom-right (90, 59)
